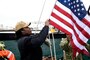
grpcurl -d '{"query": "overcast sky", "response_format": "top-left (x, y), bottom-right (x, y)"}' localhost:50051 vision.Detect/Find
top-left (0, 0), bottom-right (90, 28)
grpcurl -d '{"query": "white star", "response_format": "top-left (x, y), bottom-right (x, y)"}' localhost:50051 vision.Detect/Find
top-left (77, 9), bottom-right (80, 11)
top-left (73, 1), bottom-right (75, 4)
top-left (81, 8), bottom-right (84, 10)
top-left (76, 0), bottom-right (79, 3)
top-left (71, 6), bottom-right (73, 9)
top-left (81, 3), bottom-right (84, 6)
top-left (68, 3), bottom-right (71, 6)
top-left (64, 0), bottom-right (66, 3)
top-left (74, 10), bottom-right (76, 12)
top-left (77, 4), bottom-right (79, 7)
top-left (68, 0), bottom-right (70, 2)
top-left (78, 13), bottom-right (80, 16)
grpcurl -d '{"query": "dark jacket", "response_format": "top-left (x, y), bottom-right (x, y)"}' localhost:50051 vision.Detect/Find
top-left (17, 26), bottom-right (49, 60)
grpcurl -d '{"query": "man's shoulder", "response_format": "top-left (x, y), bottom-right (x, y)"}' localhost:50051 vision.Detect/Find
top-left (18, 36), bottom-right (32, 43)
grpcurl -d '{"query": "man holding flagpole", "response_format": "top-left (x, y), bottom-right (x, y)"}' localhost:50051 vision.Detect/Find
top-left (15, 20), bottom-right (49, 60)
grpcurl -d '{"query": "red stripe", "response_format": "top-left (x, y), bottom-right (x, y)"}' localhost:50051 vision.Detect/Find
top-left (55, 5), bottom-right (72, 19)
top-left (51, 8), bottom-right (86, 45)
top-left (82, 18), bottom-right (90, 28)
top-left (50, 18), bottom-right (85, 46)
top-left (51, 12), bottom-right (73, 29)
top-left (54, 5), bottom-right (89, 43)
top-left (49, 20), bottom-right (71, 35)
top-left (82, 49), bottom-right (90, 56)
top-left (55, 5), bottom-right (90, 39)
top-left (49, 1), bottom-right (90, 58)
top-left (72, 25), bottom-right (86, 45)
top-left (71, 38), bottom-right (90, 57)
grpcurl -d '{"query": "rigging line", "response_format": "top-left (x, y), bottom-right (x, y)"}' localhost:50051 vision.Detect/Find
top-left (36, 0), bottom-right (47, 31)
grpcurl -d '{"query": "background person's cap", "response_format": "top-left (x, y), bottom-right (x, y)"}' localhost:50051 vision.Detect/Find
top-left (15, 21), bottom-right (31, 32)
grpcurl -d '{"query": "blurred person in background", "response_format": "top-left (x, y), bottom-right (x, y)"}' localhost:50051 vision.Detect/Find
top-left (0, 41), bottom-right (16, 60)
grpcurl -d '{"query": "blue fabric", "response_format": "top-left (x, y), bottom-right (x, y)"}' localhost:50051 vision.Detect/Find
top-left (59, 0), bottom-right (87, 20)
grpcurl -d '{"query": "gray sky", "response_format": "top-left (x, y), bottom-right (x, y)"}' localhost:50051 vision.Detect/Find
top-left (0, 0), bottom-right (90, 29)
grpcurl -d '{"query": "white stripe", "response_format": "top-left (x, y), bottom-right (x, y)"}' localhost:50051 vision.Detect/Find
top-left (50, 16), bottom-right (73, 34)
top-left (72, 13), bottom-right (90, 35)
top-left (56, 1), bottom-right (71, 14)
top-left (72, 13), bottom-right (89, 43)
top-left (7, 51), bottom-right (12, 58)
top-left (74, 23), bottom-right (88, 43)
top-left (50, 15), bottom-right (87, 51)
top-left (56, 0), bottom-right (90, 36)
top-left (72, 29), bottom-right (86, 50)
top-left (85, 14), bottom-right (90, 22)
top-left (50, 0), bottom-right (89, 53)
top-left (52, 8), bottom-right (73, 25)
top-left (73, 35), bottom-right (87, 51)
top-left (53, 4), bottom-right (88, 43)
top-left (56, 1), bottom-right (90, 43)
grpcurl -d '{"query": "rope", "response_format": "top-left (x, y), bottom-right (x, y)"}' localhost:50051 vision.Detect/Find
top-left (35, 0), bottom-right (57, 60)
top-left (36, 0), bottom-right (47, 31)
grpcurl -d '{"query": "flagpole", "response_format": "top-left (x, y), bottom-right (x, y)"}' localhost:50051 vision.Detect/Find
top-left (36, 0), bottom-right (47, 31)
top-left (50, 28), bottom-right (57, 60)
top-left (52, 32), bottom-right (57, 60)
top-left (49, 34), bottom-right (53, 60)
top-left (48, 0), bottom-right (57, 60)
top-left (34, 0), bottom-right (54, 60)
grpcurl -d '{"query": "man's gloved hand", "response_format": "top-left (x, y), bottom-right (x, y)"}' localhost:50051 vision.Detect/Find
top-left (45, 20), bottom-right (49, 26)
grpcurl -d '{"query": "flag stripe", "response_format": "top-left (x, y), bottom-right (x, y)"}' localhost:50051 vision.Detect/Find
top-left (82, 17), bottom-right (90, 28)
top-left (50, 13), bottom-right (86, 49)
top-left (49, 0), bottom-right (90, 57)
top-left (50, 20), bottom-right (71, 35)
top-left (51, 12), bottom-right (73, 29)
top-left (50, 16), bottom-right (73, 34)
top-left (57, 1), bottom-right (89, 42)
top-left (72, 14), bottom-right (90, 38)
top-left (56, 1), bottom-right (90, 34)
top-left (51, 4), bottom-right (88, 45)
top-left (71, 38), bottom-right (89, 57)
top-left (50, 17), bottom-right (86, 50)
top-left (51, 11), bottom-right (86, 45)
top-left (56, 1), bottom-right (90, 38)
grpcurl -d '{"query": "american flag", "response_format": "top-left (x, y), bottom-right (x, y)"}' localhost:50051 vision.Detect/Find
top-left (49, 0), bottom-right (90, 58)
